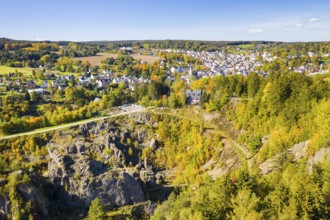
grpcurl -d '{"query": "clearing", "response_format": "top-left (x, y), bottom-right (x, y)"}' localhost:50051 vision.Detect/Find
top-left (72, 52), bottom-right (160, 66)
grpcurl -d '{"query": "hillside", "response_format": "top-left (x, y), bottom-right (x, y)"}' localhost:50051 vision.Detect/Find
top-left (0, 102), bottom-right (329, 219)
top-left (0, 109), bottom-right (243, 219)
top-left (0, 39), bottom-right (329, 219)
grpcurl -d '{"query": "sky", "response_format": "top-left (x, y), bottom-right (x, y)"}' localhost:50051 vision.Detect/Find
top-left (0, 0), bottom-right (329, 42)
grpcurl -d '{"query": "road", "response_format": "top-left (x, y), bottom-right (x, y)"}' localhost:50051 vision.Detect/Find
top-left (0, 105), bottom-right (146, 141)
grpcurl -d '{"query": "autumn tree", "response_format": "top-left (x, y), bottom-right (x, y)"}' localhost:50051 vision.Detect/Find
top-left (40, 54), bottom-right (51, 64)
top-left (88, 198), bottom-right (105, 220)
top-left (29, 92), bottom-right (38, 102)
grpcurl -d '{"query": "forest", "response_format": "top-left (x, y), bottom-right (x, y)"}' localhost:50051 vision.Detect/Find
top-left (151, 72), bottom-right (330, 220)
top-left (0, 39), bottom-right (329, 219)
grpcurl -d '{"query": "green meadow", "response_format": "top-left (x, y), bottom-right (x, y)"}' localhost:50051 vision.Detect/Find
top-left (0, 66), bottom-right (35, 75)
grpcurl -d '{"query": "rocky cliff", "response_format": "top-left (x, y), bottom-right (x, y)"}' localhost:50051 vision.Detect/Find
top-left (0, 113), bottom-right (163, 219)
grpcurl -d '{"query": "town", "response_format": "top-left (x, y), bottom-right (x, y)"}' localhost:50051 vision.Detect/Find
top-left (0, 38), bottom-right (329, 220)
top-left (1, 45), bottom-right (328, 99)
top-left (0, 0), bottom-right (330, 219)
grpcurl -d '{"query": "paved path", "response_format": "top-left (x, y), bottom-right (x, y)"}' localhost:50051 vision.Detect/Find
top-left (0, 106), bottom-right (253, 166)
top-left (0, 108), bottom-right (146, 141)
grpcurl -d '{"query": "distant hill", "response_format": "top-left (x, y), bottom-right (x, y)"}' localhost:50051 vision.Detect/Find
top-left (1, 37), bottom-right (328, 52)
top-left (76, 39), bottom-right (276, 46)
top-left (0, 38), bottom-right (70, 46)
top-left (0, 37), bottom-right (15, 43)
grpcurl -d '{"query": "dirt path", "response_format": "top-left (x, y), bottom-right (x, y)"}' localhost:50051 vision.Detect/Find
top-left (149, 108), bottom-right (253, 160)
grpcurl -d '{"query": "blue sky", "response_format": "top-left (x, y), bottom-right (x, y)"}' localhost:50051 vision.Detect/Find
top-left (0, 0), bottom-right (329, 42)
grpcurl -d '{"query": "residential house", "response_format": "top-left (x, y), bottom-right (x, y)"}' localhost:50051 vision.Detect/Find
top-left (96, 79), bottom-right (110, 88)
top-left (186, 90), bottom-right (202, 105)
top-left (91, 74), bottom-right (99, 80)
top-left (40, 81), bottom-right (49, 89)
top-left (25, 80), bottom-right (36, 89)
top-left (28, 88), bottom-right (46, 95)
top-left (120, 47), bottom-right (133, 51)
top-left (58, 85), bottom-right (68, 91)
top-left (51, 80), bottom-right (61, 89)
top-left (14, 79), bottom-right (22, 86)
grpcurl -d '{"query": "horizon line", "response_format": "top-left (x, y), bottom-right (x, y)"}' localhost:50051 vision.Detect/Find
top-left (1, 37), bottom-right (329, 44)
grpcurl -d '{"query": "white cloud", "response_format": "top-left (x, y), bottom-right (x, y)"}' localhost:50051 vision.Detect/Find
top-left (293, 23), bottom-right (303, 27)
top-left (309, 17), bottom-right (320, 23)
top-left (284, 23), bottom-right (303, 28)
top-left (248, 29), bottom-right (264, 33)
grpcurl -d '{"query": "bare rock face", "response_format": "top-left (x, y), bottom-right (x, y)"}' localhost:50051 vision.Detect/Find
top-left (0, 171), bottom-right (51, 220)
top-left (47, 146), bottom-right (144, 210)
top-left (19, 183), bottom-right (49, 217)
top-left (204, 139), bottom-right (241, 180)
top-left (0, 113), bottom-right (167, 219)
top-left (259, 141), bottom-right (310, 175)
top-left (259, 155), bottom-right (280, 175)
top-left (131, 201), bottom-right (157, 217)
top-left (0, 195), bottom-right (10, 219)
top-left (307, 147), bottom-right (330, 173)
top-left (259, 141), bottom-right (330, 175)
top-left (46, 114), bottom-right (152, 211)
top-left (288, 141), bottom-right (309, 161)
top-left (46, 114), bottom-right (157, 212)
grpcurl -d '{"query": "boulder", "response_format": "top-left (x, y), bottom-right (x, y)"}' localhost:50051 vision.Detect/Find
top-left (307, 147), bottom-right (330, 173)
top-left (149, 138), bottom-right (157, 149)
top-left (288, 141), bottom-right (309, 161)
top-left (259, 141), bottom-right (329, 175)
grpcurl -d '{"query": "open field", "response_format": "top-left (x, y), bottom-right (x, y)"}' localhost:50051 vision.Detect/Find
top-left (236, 44), bottom-right (254, 49)
top-left (131, 54), bottom-right (160, 63)
top-left (0, 66), bottom-right (35, 75)
top-left (72, 52), bottom-right (160, 66)
top-left (0, 65), bottom-right (79, 77)
top-left (52, 70), bottom-right (80, 77)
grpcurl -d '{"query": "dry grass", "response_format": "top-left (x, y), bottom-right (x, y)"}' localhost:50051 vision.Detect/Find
top-left (72, 53), bottom-right (160, 66)
top-left (130, 54), bottom-right (160, 64)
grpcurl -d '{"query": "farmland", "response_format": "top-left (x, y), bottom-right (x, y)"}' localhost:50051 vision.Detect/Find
top-left (72, 52), bottom-right (160, 66)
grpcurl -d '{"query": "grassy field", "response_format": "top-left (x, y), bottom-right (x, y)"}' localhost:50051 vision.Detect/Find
top-left (52, 70), bottom-right (80, 77)
top-left (228, 49), bottom-right (248, 55)
top-left (236, 44), bottom-right (255, 49)
top-left (0, 66), bottom-right (35, 75)
top-left (72, 52), bottom-right (160, 66)
top-left (0, 65), bottom-right (79, 77)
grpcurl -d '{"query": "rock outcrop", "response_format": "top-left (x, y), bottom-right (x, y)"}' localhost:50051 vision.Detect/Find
top-left (307, 147), bottom-right (330, 173)
top-left (19, 183), bottom-right (49, 217)
top-left (0, 113), bottom-right (169, 219)
top-left (47, 146), bottom-right (144, 210)
top-left (44, 113), bottom-right (162, 212)
top-left (0, 195), bottom-right (10, 219)
top-left (204, 139), bottom-right (241, 180)
top-left (259, 141), bottom-right (330, 174)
